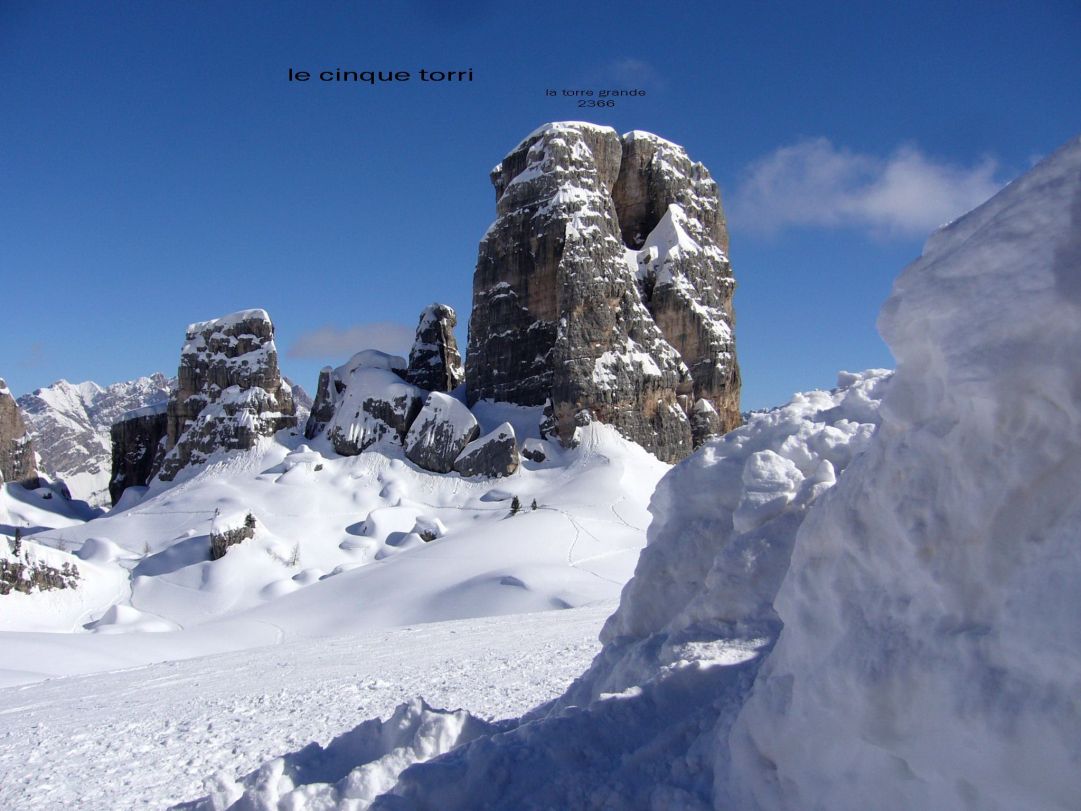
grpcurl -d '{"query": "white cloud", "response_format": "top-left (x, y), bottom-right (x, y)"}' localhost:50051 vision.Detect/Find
top-left (728, 138), bottom-right (1003, 238)
top-left (287, 322), bottom-right (415, 360)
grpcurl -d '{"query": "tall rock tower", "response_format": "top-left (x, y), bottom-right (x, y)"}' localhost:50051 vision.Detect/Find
top-left (466, 123), bottom-right (740, 461)
top-left (154, 309), bottom-right (297, 481)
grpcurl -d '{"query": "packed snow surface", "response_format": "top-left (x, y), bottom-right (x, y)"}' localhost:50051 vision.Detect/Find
top-left (0, 604), bottom-right (611, 809)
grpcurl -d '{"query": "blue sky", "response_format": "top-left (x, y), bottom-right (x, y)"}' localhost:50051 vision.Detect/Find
top-left (2, 0), bottom-right (1079, 410)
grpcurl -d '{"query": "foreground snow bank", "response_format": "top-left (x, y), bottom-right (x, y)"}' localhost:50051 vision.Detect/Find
top-left (729, 136), bottom-right (1081, 811)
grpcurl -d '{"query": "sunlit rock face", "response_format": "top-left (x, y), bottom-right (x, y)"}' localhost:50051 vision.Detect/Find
top-left (466, 122), bottom-right (740, 461)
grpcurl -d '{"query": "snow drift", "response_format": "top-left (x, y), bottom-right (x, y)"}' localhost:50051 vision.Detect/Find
top-left (729, 135), bottom-right (1081, 811)
top-left (194, 135), bottom-right (1081, 809)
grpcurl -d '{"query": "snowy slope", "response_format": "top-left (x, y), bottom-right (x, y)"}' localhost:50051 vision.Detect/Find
top-left (18, 375), bottom-right (174, 506)
top-left (0, 403), bottom-right (667, 686)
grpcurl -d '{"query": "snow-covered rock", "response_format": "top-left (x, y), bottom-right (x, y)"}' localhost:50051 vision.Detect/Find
top-left (404, 303), bottom-right (465, 392)
top-left (18, 374), bottom-right (173, 505)
top-left (157, 310), bottom-right (297, 481)
top-left (466, 122), bottom-right (740, 461)
top-left (309, 351), bottom-right (425, 455)
top-left (453, 421), bottom-right (519, 478)
top-left (404, 392), bottom-right (479, 473)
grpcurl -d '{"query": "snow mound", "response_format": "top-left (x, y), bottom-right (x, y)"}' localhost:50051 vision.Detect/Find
top-left (729, 134), bottom-right (1081, 811)
top-left (181, 699), bottom-right (505, 811)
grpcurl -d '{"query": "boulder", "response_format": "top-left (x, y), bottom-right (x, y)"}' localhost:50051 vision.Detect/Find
top-left (310, 351), bottom-right (425, 455)
top-left (404, 392), bottom-right (479, 473)
top-left (453, 422), bottom-right (519, 478)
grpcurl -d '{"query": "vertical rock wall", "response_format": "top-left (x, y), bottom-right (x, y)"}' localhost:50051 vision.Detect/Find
top-left (466, 123), bottom-right (740, 461)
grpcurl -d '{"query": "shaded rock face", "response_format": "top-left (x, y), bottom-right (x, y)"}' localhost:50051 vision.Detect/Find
top-left (405, 304), bottom-right (465, 393)
top-left (404, 392), bottom-right (479, 473)
top-left (19, 374), bottom-right (173, 506)
top-left (453, 422), bottom-right (519, 478)
top-left (156, 310), bottom-right (297, 481)
top-left (306, 351), bottom-right (425, 456)
top-left (108, 404), bottom-right (168, 505)
top-left (465, 123), bottom-right (740, 462)
top-left (0, 379), bottom-right (39, 488)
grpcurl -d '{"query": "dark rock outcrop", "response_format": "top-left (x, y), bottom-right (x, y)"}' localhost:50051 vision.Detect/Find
top-left (465, 123), bottom-right (740, 461)
top-left (156, 310), bottom-right (297, 481)
top-left (404, 392), bottom-right (479, 473)
top-left (405, 304), bottom-right (465, 393)
top-left (306, 351), bottom-right (425, 455)
top-left (0, 378), bottom-right (39, 488)
top-left (453, 422), bottom-right (520, 478)
top-left (108, 403), bottom-right (168, 505)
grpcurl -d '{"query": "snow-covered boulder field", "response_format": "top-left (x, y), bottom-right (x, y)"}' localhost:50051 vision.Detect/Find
top-left (197, 137), bottom-right (1081, 810)
top-left (0, 400), bottom-right (668, 684)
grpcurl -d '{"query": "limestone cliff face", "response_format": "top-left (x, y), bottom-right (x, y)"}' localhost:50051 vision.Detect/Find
top-left (0, 379), bottom-right (39, 488)
top-left (466, 123), bottom-right (740, 461)
top-left (155, 310), bottom-right (297, 481)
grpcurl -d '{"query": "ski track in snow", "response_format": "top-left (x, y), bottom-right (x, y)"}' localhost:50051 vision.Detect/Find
top-left (0, 604), bottom-right (612, 810)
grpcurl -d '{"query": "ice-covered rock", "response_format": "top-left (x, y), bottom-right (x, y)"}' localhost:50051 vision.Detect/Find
top-left (403, 392), bottom-right (479, 473)
top-left (453, 422), bottom-right (519, 478)
top-left (156, 310), bottom-right (297, 481)
top-left (466, 122), bottom-right (740, 461)
top-left (18, 374), bottom-right (173, 505)
top-left (108, 402), bottom-right (168, 505)
top-left (404, 304), bottom-right (465, 392)
top-left (308, 351), bottom-right (424, 455)
top-left (0, 378), bottom-right (39, 488)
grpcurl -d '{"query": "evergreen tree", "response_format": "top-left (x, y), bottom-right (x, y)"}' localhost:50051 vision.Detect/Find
top-left (510, 495), bottom-right (521, 515)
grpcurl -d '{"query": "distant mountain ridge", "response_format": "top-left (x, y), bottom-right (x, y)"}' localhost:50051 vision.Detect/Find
top-left (18, 374), bottom-right (174, 506)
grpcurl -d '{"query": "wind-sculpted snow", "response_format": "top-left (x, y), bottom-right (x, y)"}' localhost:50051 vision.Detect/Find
top-left (182, 699), bottom-right (508, 811)
top-left (728, 135), bottom-right (1081, 811)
